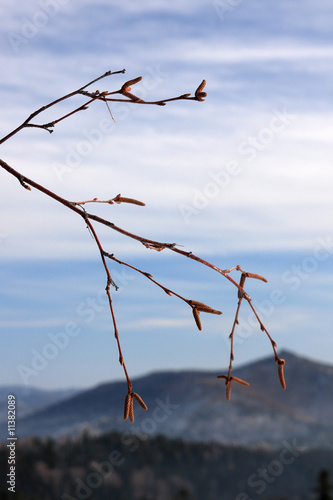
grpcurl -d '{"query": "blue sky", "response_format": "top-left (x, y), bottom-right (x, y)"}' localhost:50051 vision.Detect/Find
top-left (0, 0), bottom-right (333, 390)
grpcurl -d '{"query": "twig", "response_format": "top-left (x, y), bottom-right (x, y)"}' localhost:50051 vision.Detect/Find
top-left (0, 70), bottom-right (286, 420)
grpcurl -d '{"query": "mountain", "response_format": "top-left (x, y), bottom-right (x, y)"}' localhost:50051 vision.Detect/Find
top-left (2, 350), bottom-right (333, 448)
top-left (0, 386), bottom-right (78, 424)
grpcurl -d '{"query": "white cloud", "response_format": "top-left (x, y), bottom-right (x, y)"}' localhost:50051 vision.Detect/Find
top-left (1, 0), bottom-right (333, 389)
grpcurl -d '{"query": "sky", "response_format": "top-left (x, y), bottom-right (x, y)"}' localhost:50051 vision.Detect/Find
top-left (0, 0), bottom-right (333, 390)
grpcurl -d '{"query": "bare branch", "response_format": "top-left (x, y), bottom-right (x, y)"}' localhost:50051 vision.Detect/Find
top-left (0, 70), bottom-right (286, 419)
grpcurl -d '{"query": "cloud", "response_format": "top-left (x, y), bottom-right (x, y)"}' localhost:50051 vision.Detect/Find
top-left (1, 0), bottom-right (333, 389)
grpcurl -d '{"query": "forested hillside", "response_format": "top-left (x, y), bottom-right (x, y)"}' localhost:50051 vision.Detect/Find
top-left (1, 431), bottom-right (332, 500)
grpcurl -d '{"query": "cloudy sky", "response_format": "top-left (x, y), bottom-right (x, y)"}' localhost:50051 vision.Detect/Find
top-left (1, 0), bottom-right (332, 390)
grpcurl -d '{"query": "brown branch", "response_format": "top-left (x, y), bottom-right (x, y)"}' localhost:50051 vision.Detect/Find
top-left (0, 158), bottom-right (283, 390)
top-left (0, 69), bottom-right (126, 144)
top-left (0, 70), bottom-right (286, 420)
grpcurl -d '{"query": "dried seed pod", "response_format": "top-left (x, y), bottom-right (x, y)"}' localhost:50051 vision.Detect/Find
top-left (192, 307), bottom-right (202, 331)
top-left (276, 358), bottom-right (286, 389)
top-left (132, 392), bottom-right (148, 410)
top-left (124, 393), bottom-right (132, 420)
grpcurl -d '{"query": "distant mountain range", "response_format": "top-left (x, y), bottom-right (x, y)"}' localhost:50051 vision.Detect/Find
top-left (0, 386), bottom-right (78, 424)
top-left (1, 350), bottom-right (333, 448)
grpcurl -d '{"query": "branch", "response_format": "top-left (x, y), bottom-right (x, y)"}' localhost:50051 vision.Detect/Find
top-left (0, 71), bottom-right (285, 421)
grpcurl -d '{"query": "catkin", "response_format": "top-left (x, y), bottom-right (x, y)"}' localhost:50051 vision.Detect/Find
top-left (195, 80), bottom-right (206, 96)
top-left (190, 301), bottom-right (222, 315)
top-left (116, 196), bottom-right (145, 206)
top-left (226, 381), bottom-right (232, 401)
top-left (192, 308), bottom-right (202, 331)
top-left (245, 272), bottom-right (268, 283)
top-left (238, 273), bottom-right (246, 299)
top-left (124, 393), bottom-right (132, 420)
top-left (129, 398), bottom-right (135, 423)
top-left (121, 76), bottom-right (142, 93)
top-left (132, 392), bottom-right (148, 410)
top-left (123, 91), bottom-right (142, 102)
top-left (231, 376), bottom-right (250, 387)
top-left (276, 359), bottom-right (286, 389)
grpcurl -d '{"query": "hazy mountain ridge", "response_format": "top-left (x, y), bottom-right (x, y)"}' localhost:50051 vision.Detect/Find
top-left (1, 351), bottom-right (333, 448)
top-left (0, 386), bottom-right (78, 425)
